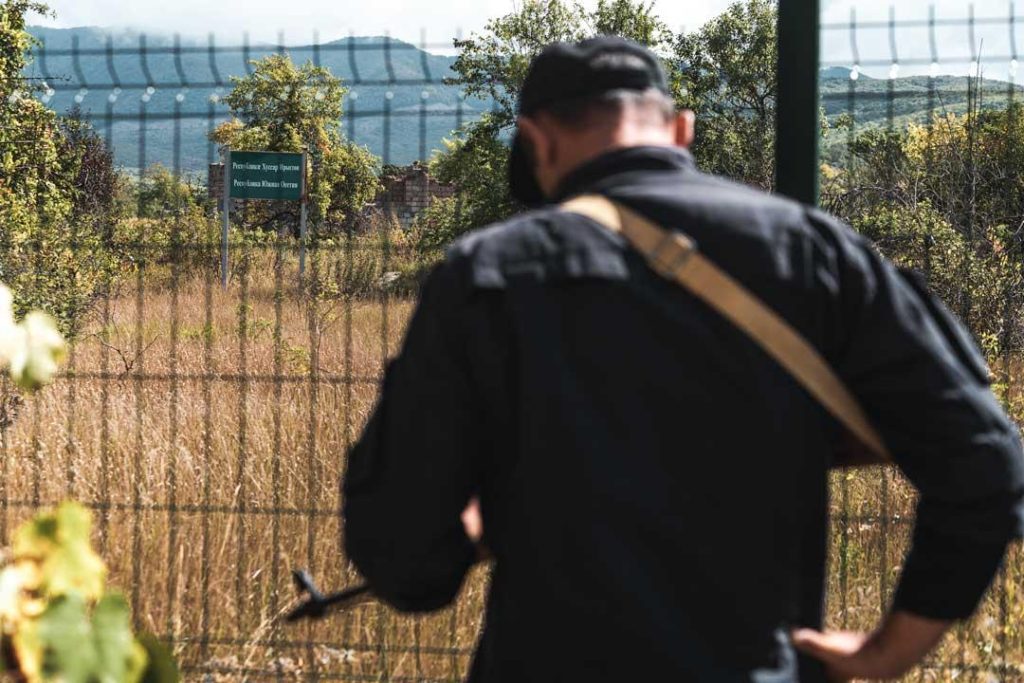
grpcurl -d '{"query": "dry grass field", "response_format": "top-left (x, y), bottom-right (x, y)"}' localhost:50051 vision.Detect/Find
top-left (0, 245), bottom-right (1021, 681)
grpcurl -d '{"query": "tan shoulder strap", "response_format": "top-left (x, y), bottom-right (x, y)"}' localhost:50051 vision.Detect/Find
top-left (560, 194), bottom-right (891, 463)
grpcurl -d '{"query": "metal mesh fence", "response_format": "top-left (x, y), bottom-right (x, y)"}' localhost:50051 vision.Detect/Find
top-left (7, 28), bottom-right (486, 683)
top-left (821, 4), bottom-right (1024, 679)
top-left (0, 3), bottom-right (1021, 681)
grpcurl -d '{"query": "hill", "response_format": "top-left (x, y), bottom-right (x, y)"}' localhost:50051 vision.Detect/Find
top-left (819, 68), bottom-right (1024, 162)
top-left (25, 26), bottom-right (493, 173)
top-left (820, 68), bottom-right (1024, 124)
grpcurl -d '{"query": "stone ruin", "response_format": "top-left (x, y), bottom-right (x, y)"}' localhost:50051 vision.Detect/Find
top-left (373, 162), bottom-right (456, 229)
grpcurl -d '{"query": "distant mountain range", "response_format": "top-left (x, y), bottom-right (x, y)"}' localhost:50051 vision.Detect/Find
top-left (820, 65), bottom-right (1024, 123)
top-left (23, 28), bottom-right (1024, 175)
top-left (818, 65), bottom-right (1024, 163)
top-left (25, 26), bottom-right (493, 173)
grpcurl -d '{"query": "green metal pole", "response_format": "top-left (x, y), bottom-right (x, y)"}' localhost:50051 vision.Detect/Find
top-left (775, 0), bottom-right (821, 205)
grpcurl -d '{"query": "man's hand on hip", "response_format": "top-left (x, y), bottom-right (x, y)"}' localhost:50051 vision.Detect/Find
top-left (461, 497), bottom-right (483, 543)
top-left (793, 611), bottom-right (951, 681)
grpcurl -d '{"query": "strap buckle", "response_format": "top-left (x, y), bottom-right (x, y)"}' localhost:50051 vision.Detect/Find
top-left (647, 232), bottom-right (697, 278)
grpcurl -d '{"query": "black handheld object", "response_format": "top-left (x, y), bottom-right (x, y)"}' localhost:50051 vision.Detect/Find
top-left (285, 569), bottom-right (374, 622)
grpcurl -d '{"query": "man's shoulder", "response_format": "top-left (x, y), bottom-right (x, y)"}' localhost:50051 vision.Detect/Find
top-left (699, 172), bottom-right (876, 252)
top-left (445, 207), bottom-right (566, 260)
top-left (438, 175), bottom-right (871, 290)
top-left (441, 205), bottom-right (627, 288)
top-left (663, 171), bottom-right (820, 234)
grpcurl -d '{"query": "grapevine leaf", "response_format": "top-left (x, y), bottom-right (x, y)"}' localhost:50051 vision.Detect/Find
top-left (92, 594), bottom-right (148, 683)
top-left (14, 502), bottom-right (106, 601)
top-left (20, 593), bottom-right (94, 683)
top-left (16, 593), bottom-right (147, 683)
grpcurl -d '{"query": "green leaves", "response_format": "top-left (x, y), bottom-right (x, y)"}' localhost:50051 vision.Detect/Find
top-left (12, 503), bottom-right (106, 601)
top-left (829, 106), bottom-right (1024, 359)
top-left (449, 0), bottom-right (673, 131)
top-left (0, 503), bottom-right (179, 683)
top-left (16, 594), bottom-right (147, 683)
top-left (136, 635), bottom-right (180, 683)
top-left (2, 2), bottom-right (122, 339)
top-left (450, 0), bottom-right (587, 127)
top-left (673, 0), bottom-right (778, 190)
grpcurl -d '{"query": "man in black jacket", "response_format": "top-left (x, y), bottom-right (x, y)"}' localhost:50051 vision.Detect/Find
top-left (343, 37), bottom-right (1024, 682)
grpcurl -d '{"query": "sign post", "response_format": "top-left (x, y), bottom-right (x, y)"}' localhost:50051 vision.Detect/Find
top-left (223, 150), bottom-right (308, 287)
top-left (221, 148), bottom-right (232, 289)
top-left (299, 150), bottom-right (309, 280)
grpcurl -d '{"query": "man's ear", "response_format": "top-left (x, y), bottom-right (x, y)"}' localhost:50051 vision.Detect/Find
top-left (675, 110), bottom-right (696, 149)
top-left (517, 116), bottom-right (551, 167)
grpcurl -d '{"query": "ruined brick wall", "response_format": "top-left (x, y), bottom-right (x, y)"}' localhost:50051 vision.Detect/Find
top-left (377, 162), bottom-right (455, 229)
top-left (208, 163), bottom-right (225, 201)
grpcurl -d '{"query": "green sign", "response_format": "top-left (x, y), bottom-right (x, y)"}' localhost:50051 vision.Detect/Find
top-left (228, 151), bottom-right (304, 201)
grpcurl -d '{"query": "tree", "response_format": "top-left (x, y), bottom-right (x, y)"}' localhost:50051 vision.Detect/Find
top-left (210, 54), bottom-right (380, 234)
top-left (417, 117), bottom-right (518, 251)
top-left (418, 0), bottom-right (675, 245)
top-left (0, 1), bottom-right (120, 334)
top-left (58, 106), bottom-right (119, 218)
top-left (673, 0), bottom-right (777, 190)
top-left (821, 101), bottom-right (1024, 357)
top-left (134, 165), bottom-right (204, 220)
top-left (450, 1), bottom-right (588, 131)
top-left (0, 1), bottom-right (72, 231)
top-left (592, 0), bottom-right (676, 72)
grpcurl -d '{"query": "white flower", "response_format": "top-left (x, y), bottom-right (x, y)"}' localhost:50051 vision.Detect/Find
top-left (0, 286), bottom-right (67, 391)
top-left (7, 312), bottom-right (66, 391)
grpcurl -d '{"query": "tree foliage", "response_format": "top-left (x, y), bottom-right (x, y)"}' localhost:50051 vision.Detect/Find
top-left (673, 0), bottom-right (777, 190)
top-left (58, 106), bottom-right (119, 218)
top-left (418, 0), bottom-right (675, 245)
top-left (416, 116), bottom-right (518, 250)
top-left (823, 99), bottom-right (1024, 356)
top-left (450, 1), bottom-right (588, 131)
top-left (211, 54), bottom-right (380, 233)
top-left (0, 0), bottom-right (122, 334)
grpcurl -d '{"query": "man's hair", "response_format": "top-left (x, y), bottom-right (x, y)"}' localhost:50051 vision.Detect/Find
top-left (539, 88), bottom-right (676, 130)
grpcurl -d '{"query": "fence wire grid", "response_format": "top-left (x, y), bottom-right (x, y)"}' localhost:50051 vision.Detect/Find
top-left (0, 2), bottom-right (1022, 681)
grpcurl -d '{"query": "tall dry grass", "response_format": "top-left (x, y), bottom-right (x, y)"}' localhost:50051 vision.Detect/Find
top-left (1, 244), bottom-right (486, 682)
top-left (0, 244), bottom-right (1020, 681)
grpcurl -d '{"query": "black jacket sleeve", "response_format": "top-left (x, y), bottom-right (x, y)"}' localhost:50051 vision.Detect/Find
top-left (342, 261), bottom-right (479, 613)
top-left (810, 208), bottom-right (1024, 620)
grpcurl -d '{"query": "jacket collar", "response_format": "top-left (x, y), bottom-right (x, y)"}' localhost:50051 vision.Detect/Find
top-left (550, 145), bottom-right (696, 203)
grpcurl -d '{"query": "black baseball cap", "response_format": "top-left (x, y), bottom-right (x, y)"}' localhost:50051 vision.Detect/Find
top-left (509, 36), bottom-right (672, 206)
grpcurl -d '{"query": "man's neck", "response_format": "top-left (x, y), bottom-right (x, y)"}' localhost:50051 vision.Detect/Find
top-left (550, 123), bottom-right (679, 196)
top-left (549, 144), bottom-right (694, 202)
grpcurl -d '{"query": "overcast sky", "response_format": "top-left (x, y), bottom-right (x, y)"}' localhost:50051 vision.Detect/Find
top-left (28, 0), bottom-right (1024, 77)
top-left (31, 0), bottom-right (733, 45)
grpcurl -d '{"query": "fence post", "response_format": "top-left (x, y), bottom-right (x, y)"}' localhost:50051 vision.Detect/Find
top-left (775, 0), bottom-right (821, 205)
